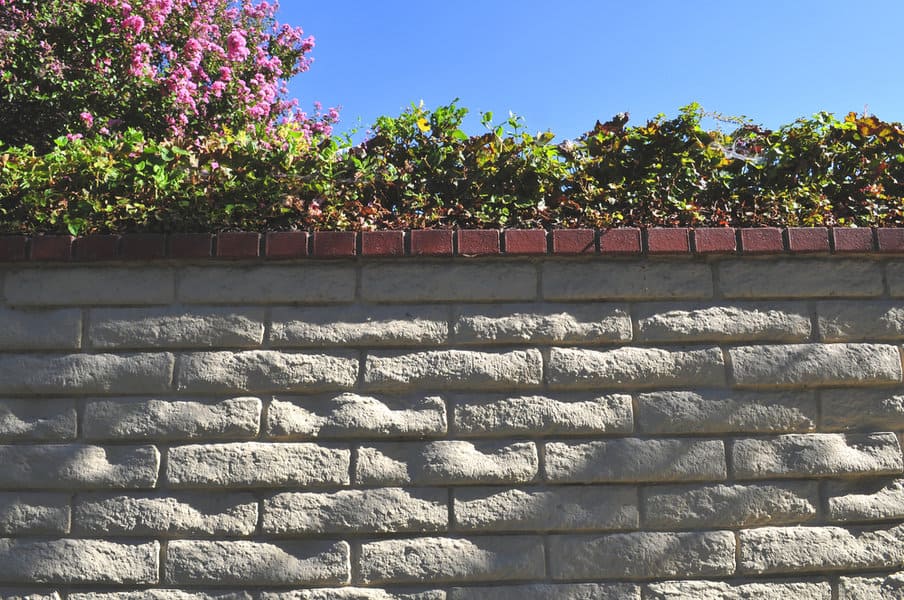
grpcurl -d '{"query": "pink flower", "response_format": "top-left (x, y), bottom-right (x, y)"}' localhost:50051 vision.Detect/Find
top-left (226, 30), bottom-right (249, 61)
top-left (122, 14), bottom-right (144, 35)
top-left (210, 161), bottom-right (219, 170)
top-left (79, 112), bottom-right (94, 128)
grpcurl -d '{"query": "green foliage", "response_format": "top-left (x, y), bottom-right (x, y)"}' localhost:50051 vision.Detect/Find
top-left (2, 101), bottom-right (904, 234)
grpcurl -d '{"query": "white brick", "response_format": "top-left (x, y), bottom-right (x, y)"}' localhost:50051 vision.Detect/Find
top-left (176, 351), bottom-right (357, 393)
top-left (364, 349), bottom-right (542, 391)
top-left (178, 265), bottom-right (355, 304)
top-left (270, 305), bottom-right (449, 347)
top-left (0, 399), bottom-right (77, 441)
top-left (361, 263), bottom-right (537, 302)
top-left (0, 308), bottom-right (81, 349)
top-left (267, 394), bottom-right (446, 439)
top-left (542, 261), bottom-right (712, 300)
top-left (0, 539), bottom-right (158, 584)
top-left (360, 536), bottom-right (544, 584)
top-left (0, 445), bottom-right (158, 489)
top-left (167, 442), bottom-right (348, 488)
top-left (83, 396), bottom-right (261, 441)
top-left (719, 260), bottom-right (883, 298)
top-left (165, 540), bottom-right (349, 585)
top-left (0, 353), bottom-right (174, 395)
top-left (452, 303), bottom-right (631, 345)
top-left (89, 307), bottom-right (265, 349)
top-left (636, 302), bottom-right (811, 342)
top-left (547, 347), bottom-right (725, 389)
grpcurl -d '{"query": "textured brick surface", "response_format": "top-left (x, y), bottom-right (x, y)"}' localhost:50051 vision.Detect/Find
top-left (364, 349), bottom-right (543, 391)
top-left (549, 531), bottom-right (736, 579)
top-left (719, 259), bottom-right (883, 297)
top-left (454, 485), bottom-right (637, 531)
top-left (74, 492), bottom-right (257, 536)
top-left (452, 303), bottom-right (631, 345)
top-left (167, 442), bottom-right (349, 488)
top-left (360, 536), bottom-right (544, 584)
top-left (263, 489), bottom-right (447, 534)
top-left (739, 524), bottom-right (904, 574)
top-left (545, 439), bottom-right (726, 483)
top-left (5, 255), bottom-right (904, 595)
top-left (453, 393), bottom-right (633, 436)
top-left (635, 302), bottom-right (810, 342)
top-left (542, 261), bottom-right (711, 299)
top-left (0, 445), bottom-right (159, 489)
top-left (548, 346), bottom-right (725, 389)
top-left (176, 351), bottom-right (358, 393)
top-left (356, 441), bottom-right (538, 485)
top-left (165, 540), bottom-right (350, 585)
top-left (636, 390), bottom-right (817, 434)
top-left (267, 394), bottom-right (446, 439)
top-left (83, 396), bottom-right (261, 441)
top-left (271, 305), bottom-right (449, 347)
top-left (732, 433), bottom-right (903, 479)
top-left (730, 343), bottom-right (902, 387)
top-left (0, 539), bottom-right (158, 584)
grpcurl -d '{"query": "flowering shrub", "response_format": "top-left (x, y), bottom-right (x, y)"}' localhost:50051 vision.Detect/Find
top-left (3, 101), bottom-right (904, 234)
top-left (0, 0), bottom-right (333, 148)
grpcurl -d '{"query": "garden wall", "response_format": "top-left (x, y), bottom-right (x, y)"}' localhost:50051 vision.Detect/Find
top-left (2, 227), bottom-right (904, 600)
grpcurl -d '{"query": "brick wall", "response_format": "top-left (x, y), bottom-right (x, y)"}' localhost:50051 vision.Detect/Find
top-left (1, 246), bottom-right (904, 599)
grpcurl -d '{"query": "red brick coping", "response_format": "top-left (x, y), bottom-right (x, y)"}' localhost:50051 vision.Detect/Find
top-left (1, 227), bottom-right (900, 261)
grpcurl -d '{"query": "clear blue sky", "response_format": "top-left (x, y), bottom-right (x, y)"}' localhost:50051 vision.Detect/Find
top-left (278, 0), bottom-right (904, 141)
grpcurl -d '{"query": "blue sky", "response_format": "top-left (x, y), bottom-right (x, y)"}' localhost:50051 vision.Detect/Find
top-left (278, 1), bottom-right (904, 140)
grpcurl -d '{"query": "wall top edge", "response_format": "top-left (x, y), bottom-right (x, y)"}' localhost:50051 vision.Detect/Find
top-left (1, 227), bottom-right (902, 262)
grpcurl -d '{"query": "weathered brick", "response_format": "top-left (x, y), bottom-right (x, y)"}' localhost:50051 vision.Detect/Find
top-left (719, 259), bottom-right (883, 298)
top-left (818, 301), bottom-right (904, 341)
top-left (0, 539), bottom-right (158, 584)
top-left (453, 393), bottom-right (633, 436)
top-left (176, 351), bottom-right (358, 393)
top-left (827, 478), bottom-right (904, 522)
top-left (0, 445), bottom-right (158, 489)
top-left (822, 389), bottom-right (904, 431)
top-left (0, 308), bottom-right (81, 349)
top-left (545, 439), bottom-right (726, 483)
top-left (0, 399), bottom-right (77, 441)
top-left (361, 263), bottom-right (537, 302)
top-left (0, 353), bottom-right (174, 395)
top-left (886, 262), bottom-right (904, 297)
top-left (643, 482), bottom-right (818, 529)
top-left (449, 583), bottom-right (640, 600)
top-left (263, 488), bottom-right (447, 534)
top-left (165, 540), bottom-right (349, 585)
top-left (541, 261), bottom-right (712, 300)
top-left (359, 536), bottom-right (544, 584)
top-left (261, 591), bottom-right (442, 600)
top-left (452, 303), bottom-right (631, 345)
top-left (167, 442), bottom-right (349, 488)
top-left (739, 524), bottom-right (904, 574)
top-left (636, 390), bottom-right (817, 434)
top-left (635, 302), bottom-right (811, 342)
top-left (270, 305), bottom-right (449, 347)
top-left (548, 347), bottom-right (725, 389)
top-left (732, 433), bottom-right (903, 479)
top-left (453, 485), bottom-right (637, 531)
top-left (4, 267), bottom-right (174, 306)
top-left (74, 492), bottom-right (257, 536)
top-left (645, 581), bottom-right (831, 600)
top-left (89, 307), bottom-right (265, 349)
top-left (71, 593), bottom-right (250, 600)
top-left (364, 349), bottom-right (542, 391)
top-left (0, 493), bottom-right (69, 534)
top-left (356, 441), bottom-right (538, 486)
top-left (730, 343), bottom-right (902, 387)
top-left (267, 394), bottom-right (446, 439)
top-left (549, 531), bottom-right (735, 579)
top-left (0, 591), bottom-right (61, 600)
top-left (83, 397), bottom-right (261, 441)
top-left (839, 573), bottom-right (904, 599)
top-left (177, 265), bottom-right (355, 304)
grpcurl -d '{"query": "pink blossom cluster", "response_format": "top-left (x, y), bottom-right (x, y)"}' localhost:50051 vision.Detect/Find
top-left (1, 0), bottom-right (333, 141)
